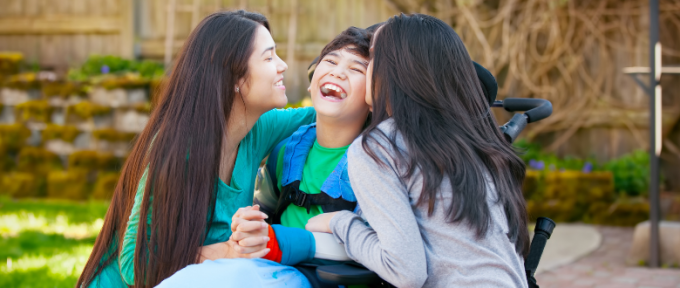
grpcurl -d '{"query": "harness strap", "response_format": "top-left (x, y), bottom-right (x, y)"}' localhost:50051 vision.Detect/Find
top-left (272, 181), bottom-right (357, 224)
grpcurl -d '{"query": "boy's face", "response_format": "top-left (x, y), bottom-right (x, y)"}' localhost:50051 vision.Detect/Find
top-left (309, 46), bottom-right (370, 123)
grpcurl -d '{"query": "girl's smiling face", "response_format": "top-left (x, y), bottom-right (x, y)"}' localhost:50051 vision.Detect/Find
top-left (237, 25), bottom-right (288, 114)
top-left (310, 46), bottom-right (370, 123)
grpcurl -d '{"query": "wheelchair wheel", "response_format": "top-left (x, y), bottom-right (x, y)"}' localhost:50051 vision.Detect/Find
top-left (295, 265), bottom-right (337, 288)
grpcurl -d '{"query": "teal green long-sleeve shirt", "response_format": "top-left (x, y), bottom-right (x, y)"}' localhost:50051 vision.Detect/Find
top-left (88, 107), bottom-right (316, 287)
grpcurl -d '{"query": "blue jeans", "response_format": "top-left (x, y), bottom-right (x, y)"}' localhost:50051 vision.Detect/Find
top-left (156, 258), bottom-right (312, 288)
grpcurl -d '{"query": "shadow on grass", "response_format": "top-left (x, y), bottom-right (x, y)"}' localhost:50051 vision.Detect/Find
top-left (0, 230), bottom-right (96, 260)
top-left (0, 196), bottom-right (109, 224)
top-left (0, 267), bottom-right (79, 288)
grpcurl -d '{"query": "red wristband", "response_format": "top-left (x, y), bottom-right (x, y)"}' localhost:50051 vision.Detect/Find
top-left (262, 225), bottom-right (282, 263)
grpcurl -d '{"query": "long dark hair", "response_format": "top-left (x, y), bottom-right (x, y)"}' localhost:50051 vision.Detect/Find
top-left (364, 13), bottom-right (529, 257)
top-left (77, 10), bottom-right (270, 288)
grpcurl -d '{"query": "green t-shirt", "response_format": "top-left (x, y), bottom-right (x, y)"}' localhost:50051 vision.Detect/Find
top-left (276, 140), bottom-right (350, 229)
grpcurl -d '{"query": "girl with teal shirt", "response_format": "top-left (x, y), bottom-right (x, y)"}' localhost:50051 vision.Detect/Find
top-left (77, 11), bottom-right (315, 288)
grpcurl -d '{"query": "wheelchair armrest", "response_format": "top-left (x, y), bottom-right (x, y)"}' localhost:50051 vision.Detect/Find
top-left (316, 264), bottom-right (382, 285)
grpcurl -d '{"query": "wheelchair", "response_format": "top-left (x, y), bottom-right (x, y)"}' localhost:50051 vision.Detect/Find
top-left (254, 59), bottom-right (556, 288)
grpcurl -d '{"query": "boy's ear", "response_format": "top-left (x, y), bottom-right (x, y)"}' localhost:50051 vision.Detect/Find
top-left (307, 86), bottom-right (311, 92)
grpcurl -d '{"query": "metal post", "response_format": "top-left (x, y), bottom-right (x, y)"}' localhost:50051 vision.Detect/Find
top-left (164, 0), bottom-right (177, 69)
top-left (648, 0), bottom-right (661, 269)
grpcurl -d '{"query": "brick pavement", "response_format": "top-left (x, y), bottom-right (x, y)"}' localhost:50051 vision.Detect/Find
top-left (535, 226), bottom-right (680, 288)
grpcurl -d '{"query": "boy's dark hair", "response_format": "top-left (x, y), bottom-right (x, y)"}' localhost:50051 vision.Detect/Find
top-left (308, 26), bottom-right (373, 82)
top-left (366, 22), bottom-right (385, 33)
top-left (319, 26), bottom-right (372, 63)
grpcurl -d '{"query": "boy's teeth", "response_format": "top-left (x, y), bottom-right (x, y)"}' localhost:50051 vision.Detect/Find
top-left (321, 84), bottom-right (346, 99)
top-left (323, 84), bottom-right (342, 92)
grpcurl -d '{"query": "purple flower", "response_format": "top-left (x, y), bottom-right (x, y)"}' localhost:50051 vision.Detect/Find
top-left (582, 162), bottom-right (593, 173)
top-left (101, 65), bottom-right (110, 74)
top-left (529, 159), bottom-right (545, 170)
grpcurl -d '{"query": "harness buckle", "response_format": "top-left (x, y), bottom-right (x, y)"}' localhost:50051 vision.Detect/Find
top-left (295, 190), bottom-right (307, 207)
top-left (291, 189), bottom-right (308, 207)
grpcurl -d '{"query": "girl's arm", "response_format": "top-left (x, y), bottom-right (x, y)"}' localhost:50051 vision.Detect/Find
top-left (255, 107), bottom-right (315, 159)
top-left (326, 142), bottom-right (428, 288)
top-left (119, 172), bottom-right (270, 285)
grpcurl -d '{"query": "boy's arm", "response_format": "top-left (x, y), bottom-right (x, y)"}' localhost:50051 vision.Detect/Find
top-left (263, 225), bottom-right (316, 265)
top-left (262, 147), bottom-right (316, 265)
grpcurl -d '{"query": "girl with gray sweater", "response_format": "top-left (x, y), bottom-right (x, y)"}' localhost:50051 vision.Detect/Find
top-left (306, 14), bottom-right (530, 288)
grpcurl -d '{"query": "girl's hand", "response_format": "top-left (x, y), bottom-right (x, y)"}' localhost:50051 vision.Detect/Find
top-left (305, 212), bottom-right (339, 233)
top-left (230, 205), bottom-right (270, 256)
top-left (198, 240), bottom-right (270, 263)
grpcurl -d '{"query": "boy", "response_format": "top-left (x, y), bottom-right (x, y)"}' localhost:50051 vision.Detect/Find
top-left (253, 26), bottom-right (373, 266)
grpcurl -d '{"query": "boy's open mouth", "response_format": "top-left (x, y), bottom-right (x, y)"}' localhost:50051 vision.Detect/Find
top-left (320, 83), bottom-right (347, 101)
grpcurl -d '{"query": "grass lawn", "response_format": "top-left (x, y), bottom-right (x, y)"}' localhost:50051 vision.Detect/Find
top-left (0, 196), bottom-right (109, 288)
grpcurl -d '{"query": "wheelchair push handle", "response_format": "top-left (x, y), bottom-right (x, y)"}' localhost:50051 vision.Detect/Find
top-left (494, 98), bottom-right (553, 123)
top-left (493, 98), bottom-right (552, 143)
top-left (524, 217), bottom-right (556, 278)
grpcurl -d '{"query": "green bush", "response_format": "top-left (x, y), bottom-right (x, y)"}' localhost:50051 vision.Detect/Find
top-left (66, 101), bottom-right (111, 120)
top-left (0, 124), bottom-right (31, 152)
top-left (524, 170), bottom-right (615, 222)
top-left (92, 128), bottom-right (136, 142)
top-left (3, 72), bottom-right (40, 90)
top-left (15, 100), bottom-right (52, 123)
top-left (99, 74), bottom-right (150, 90)
top-left (0, 52), bottom-right (23, 76)
top-left (602, 150), bottom-right (650, 197)
top-left (0, 172), bottom-right (39, 198)
top-left (132, 102), bottom-right (152, 113)
top-left (516, 140), bottom-right (652, 197)
top-left (67, 55), bottom-right (164, 82)
top-left (67, 151), bottom-right (99, 171)
top-left (41, 81), bottom-right (87, 98)
top-left (96, 153), bottom-right (121, 171)
top-left (13, 148), bottom-right (61, 198)
top-left (514, 139), bottom-right (597, 172)
top-left (17, 147), bottom-right (62, 175)
top-left (0, 143), bottom-right (15, 172)
top-left (42, 124), bottom-right (80, 143)
top-left (92, 172), bottom-right (120, 200)
top-left (66, 151), bottom-right (120, 171)
top-left (588, 197), bottom-right (650, 226)
top-left (47, 170), bottom-right (90, 200)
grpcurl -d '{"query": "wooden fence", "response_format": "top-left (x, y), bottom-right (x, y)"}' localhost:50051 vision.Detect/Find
top-left (0, 0), bottom-right (397, 101)
top-left (136, 0), bottom-right (396, 101)
top-left (0, 0), bottom-right (133, 72)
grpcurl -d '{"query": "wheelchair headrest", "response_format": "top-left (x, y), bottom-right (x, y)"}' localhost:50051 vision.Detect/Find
top-left (307, 58), bottom-right (498, 106)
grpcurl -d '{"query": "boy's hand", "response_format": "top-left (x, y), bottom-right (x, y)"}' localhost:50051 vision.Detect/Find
top-left (305, 212), bottom-right (339, 233)
top-left (230, 205), bottom-right (270, 256)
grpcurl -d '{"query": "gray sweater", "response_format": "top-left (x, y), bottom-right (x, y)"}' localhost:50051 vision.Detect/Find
top-left (330, 119), bottom-right (528, 288)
